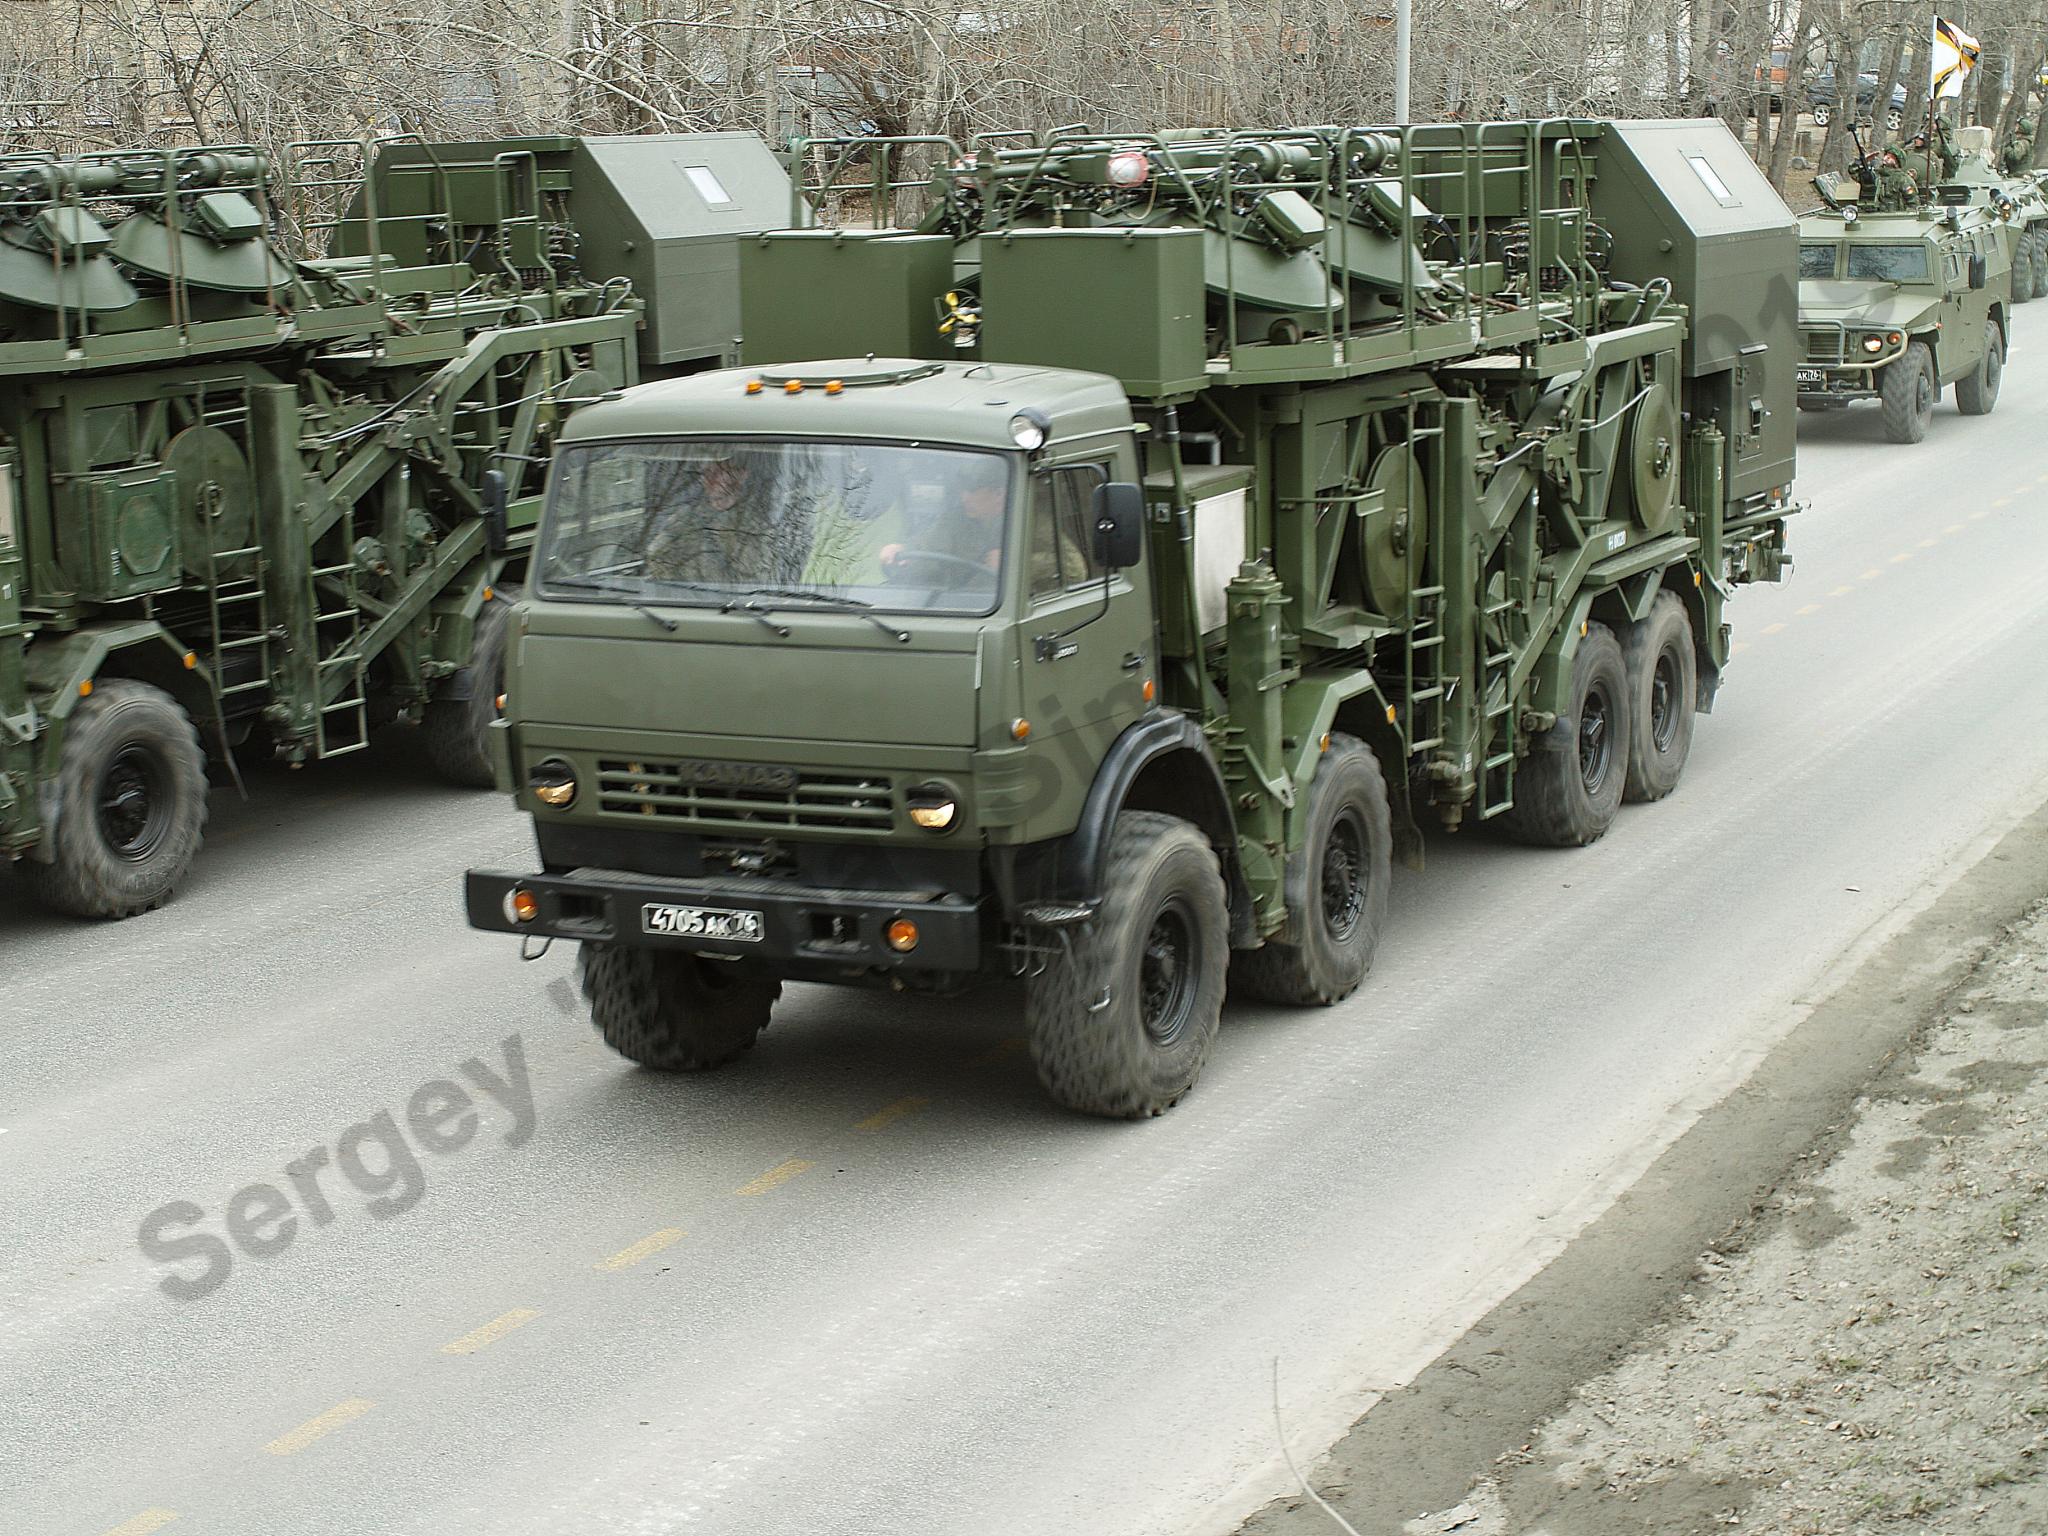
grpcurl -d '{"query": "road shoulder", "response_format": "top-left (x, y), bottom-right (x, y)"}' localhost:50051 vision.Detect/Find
top-left (1239, 799), bottom-right (2048, 1535)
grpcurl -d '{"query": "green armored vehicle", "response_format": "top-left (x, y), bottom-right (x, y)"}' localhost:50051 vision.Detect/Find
top-left (467, 119), bottom-right (1795, 1117)
top-left (1796, 172), bottom-right (2010, 442)
top-left (1927, 124), bottom-right (2048, 301)
top-left (0, 133), bottom-right (793, 917)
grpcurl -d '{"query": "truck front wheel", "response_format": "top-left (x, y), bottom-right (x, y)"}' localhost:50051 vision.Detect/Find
top-left (1026, 812), bottom-right (1227, 1118)
top-left (1879, 341), bottom-right (1935, 443)
top-left (579, 943), bottom-right (779, 1071)
top-left (426, 583), bottom-right (519, 788)
top-left (1231, 734), bottom-right (1391, 1005)
top-left (1500, 622), bottom-right (1631, 847)
top-left (29, 680), bottom-right (209, 919)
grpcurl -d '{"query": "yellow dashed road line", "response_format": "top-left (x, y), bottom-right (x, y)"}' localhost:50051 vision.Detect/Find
top-left (1829, 585), bottom-right (1854, 598)
top-left (856, 1096), bottom-right (931, 1133)
top-left (1917, 537), bottom-right (1938, 549)
top-left (1971, 507), bottom-right (1993, 519)
top-left (596, 1228), bottom-right (685, 1272)
top-left (101, 1511), bottom-right (178, 1536)
top-left (1888, 552), bottom-right (1912, 564)
top-left (1860, 568), bottom-right (1882, 580)
top-left (1993, 496), bottom-right (2013, 507)
top-left (1760, 622), bottom-right (1786, 635)
top-left (265, 1397), bottom-right (373, 1456)
top-left (1943, 523), bottom-right (1965, 535)
top-left (1795, 604), bottom-right (1820, 616)
top-left (1729, 641), bottom-right (1750, 656)
top-left (441, 1309), bottom-right (540, 1356)
top-left (736, 1159), bottom-right (815, 1196)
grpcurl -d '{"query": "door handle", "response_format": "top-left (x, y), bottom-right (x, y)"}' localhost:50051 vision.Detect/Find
top-left (1121, 652), bottom-right (1146, 671)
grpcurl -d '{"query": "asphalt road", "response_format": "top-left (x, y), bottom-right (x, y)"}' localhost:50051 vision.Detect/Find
top-left (7, 341), bottom-right (2048, 1536)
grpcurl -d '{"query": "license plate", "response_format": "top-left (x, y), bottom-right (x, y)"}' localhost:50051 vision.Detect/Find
top-left (641, 903), bottom-right (764, 943)
top-left (1796, 367), bottom-right (1824, 385)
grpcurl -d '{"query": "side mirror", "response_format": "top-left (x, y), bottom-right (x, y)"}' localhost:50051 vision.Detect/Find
top-left (1091, 481), bottom-right (1145, 569)
top-left (481, 467), bottom-right (509, 553)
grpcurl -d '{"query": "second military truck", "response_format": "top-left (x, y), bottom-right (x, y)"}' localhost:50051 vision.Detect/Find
top-left (468, 118), bottom-right (1797, 1117)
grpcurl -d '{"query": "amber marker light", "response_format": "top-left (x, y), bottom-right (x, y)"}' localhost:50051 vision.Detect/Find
top-left (1141, 678), bottom-right (1156, 702)
top-left (182, 651), bottom-right (198, 670)
top-left (886, 919), bottom-right (920, 953)
top-left (783, 379), bottom-right (804, 394)
top-left (744, 380), bottom-right (764, 395)
top-left (1384, 703), bottom-right (1397, 724)
top-left (1010, 718), bottom-right (1031, 742)
top-left (825, 379), bottom-right (844, 395)
top-left (509, 889), bottom-right (540, 923)
top-left (482, 585), bottom-right (494, 602)
top-left (78, 679), bottom-right (92, 697)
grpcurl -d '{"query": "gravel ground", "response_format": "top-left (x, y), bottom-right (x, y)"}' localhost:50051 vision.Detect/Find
top-left (1418, 900), bottom-right (2048, 1535)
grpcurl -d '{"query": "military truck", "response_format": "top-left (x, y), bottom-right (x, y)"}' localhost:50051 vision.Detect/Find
top-left (0, 133), bottom-right (793, 918)
top-left (466, 119), bottom-right (1796, 1117)
top-left (1796, 180), bottom-right (2010, 442)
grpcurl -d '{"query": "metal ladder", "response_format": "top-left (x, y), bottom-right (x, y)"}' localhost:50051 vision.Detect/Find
top-left (310, 502), bottom-right (369, 758)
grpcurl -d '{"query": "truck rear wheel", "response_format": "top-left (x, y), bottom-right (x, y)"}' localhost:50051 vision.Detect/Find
top-left (426, 583), bottom-right (519, 788)
top-left (1956, 321), bottom-right (2003, 415)
top-left (1621, 592), bottom-right (1697, 803)
top-left (2014, 240), bottom-right (2036, 305)
top-left (2032, 233), bottom-right (2048, 300)
top-left (1879, 341), bottom-right (1935, 444)
top-left (1231, 734), bottom-right (1390, 1005)
top-left (28, 680), bottom-right (208, 919)
top-left (1026, 812), bottom-right (1227, 1118)
top-left (579, 943), bottom-right (779, 1071)
top-left (1500, 621), bottom-right (1630, 847)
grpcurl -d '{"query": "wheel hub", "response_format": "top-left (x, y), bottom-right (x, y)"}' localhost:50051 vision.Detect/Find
top-left (96, 745), bottom-right (169, 862)
top-left (1321, 811), bottom-right (1368, 942)
top-left (1579, 687), bottom-right (1613, 795)
top-left (1140, 901), bottom-right (1196, 1046)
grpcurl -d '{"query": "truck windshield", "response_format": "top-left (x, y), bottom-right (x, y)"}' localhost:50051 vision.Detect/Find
top-left (1798, 243), bottom-right (1838, 278)
top-left (536, 438), bottom-right (1013, 616)
top-left (1845, 244), bottom-right (1929, 282)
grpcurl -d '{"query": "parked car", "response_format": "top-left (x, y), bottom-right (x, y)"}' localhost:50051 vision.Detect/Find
top-left (1809, 67), bottom-right (1907, 133)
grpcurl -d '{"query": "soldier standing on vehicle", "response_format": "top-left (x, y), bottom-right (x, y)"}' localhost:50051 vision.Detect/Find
top-left (1856, 148), bottom-right (1920, 211)
top-left (2002, 117), bottom-right (2036, 175)
top-left (1910, 118), bottom-right (1961, 181)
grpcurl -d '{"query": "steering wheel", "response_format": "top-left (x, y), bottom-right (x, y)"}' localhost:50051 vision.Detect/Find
top-left (883, 548), bottom-right (994, 584)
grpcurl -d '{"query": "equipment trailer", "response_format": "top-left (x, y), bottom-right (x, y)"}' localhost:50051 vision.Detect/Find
top-left (468, 118), bottom-right (1797, 1116)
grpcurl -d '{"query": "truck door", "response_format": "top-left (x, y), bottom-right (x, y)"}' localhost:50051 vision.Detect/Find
top-left (1016, 455), bottom-right (1154, 821)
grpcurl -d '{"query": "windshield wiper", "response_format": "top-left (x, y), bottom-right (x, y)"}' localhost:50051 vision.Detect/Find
top-left (719, 595), bottom-right (790, 638)
top-left (738, 587), bottom-right (912, 644)
top-left (542, 574), bottom-right (685, 633)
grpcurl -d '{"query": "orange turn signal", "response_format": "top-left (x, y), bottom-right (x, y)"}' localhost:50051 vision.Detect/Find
top-left (182, 651), bottom-right (198, 670)
top-left (510, 889), bottom-right (539, 923)
top-left (78, 679), bottom-right (93, 698)
top-left (1141, 678), bottom-right (1155, 702)
top-left (886, 919), bottom-right (919, 953)
top-left (1010, 718), bottom-right (1031, 742)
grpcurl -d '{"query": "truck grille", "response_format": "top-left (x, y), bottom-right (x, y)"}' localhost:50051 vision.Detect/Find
top-left (594, 759), bottom-right (895, 832)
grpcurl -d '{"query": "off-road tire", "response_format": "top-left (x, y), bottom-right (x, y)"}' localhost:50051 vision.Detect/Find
top-left (1956, 321), bottom-right (2004, 415)
top-left (27, 680), bottom-right (208, 919)
top-left (1026, 812), bottom-right (1227, 1118)
top-left (579, 942), bottom-right (779, 1070)
top-left (1230, 735), bottom-right (1392, 1006)
top-left (1621, 591), bottom-right (1697, 803)
top-left (425, 583), bottom-right (520, 787)
top-left (1500, 621), bottom-right (1631, 847)
top-left (2013, 239), bottom-right (2036, 305)
top-left (1878, 340), bottom-right (1935, 444)
top-left (2031, 233), bottom-right (2048, 300)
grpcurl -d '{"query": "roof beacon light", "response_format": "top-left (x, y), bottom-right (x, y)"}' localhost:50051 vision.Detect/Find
top-left (1106, 151), bottom-right (1150, 188)
top-left (1010, 407), bottom-right (1051, 450)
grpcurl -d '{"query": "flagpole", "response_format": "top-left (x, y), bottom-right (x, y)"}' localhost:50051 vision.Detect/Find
top-left (1926, 13), bottom-right (1938, 192)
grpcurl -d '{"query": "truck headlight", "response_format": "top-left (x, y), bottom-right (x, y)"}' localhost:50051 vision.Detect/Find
top-left (905, 782), bottom-right (959, 831)
top-left (528, 758), bottom-right (578, 808)
top-left (1862, 334), bottom-right (1884, 354)
top-left (1010, 408), bottom-right (1050, 450)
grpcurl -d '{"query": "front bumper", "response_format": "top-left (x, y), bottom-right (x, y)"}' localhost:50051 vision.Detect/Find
top-left (465, 865), bottom-right (984, 973)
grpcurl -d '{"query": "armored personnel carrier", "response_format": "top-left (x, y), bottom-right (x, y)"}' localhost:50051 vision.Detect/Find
top-left (1927, 123), bottom-right (2048, 301)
